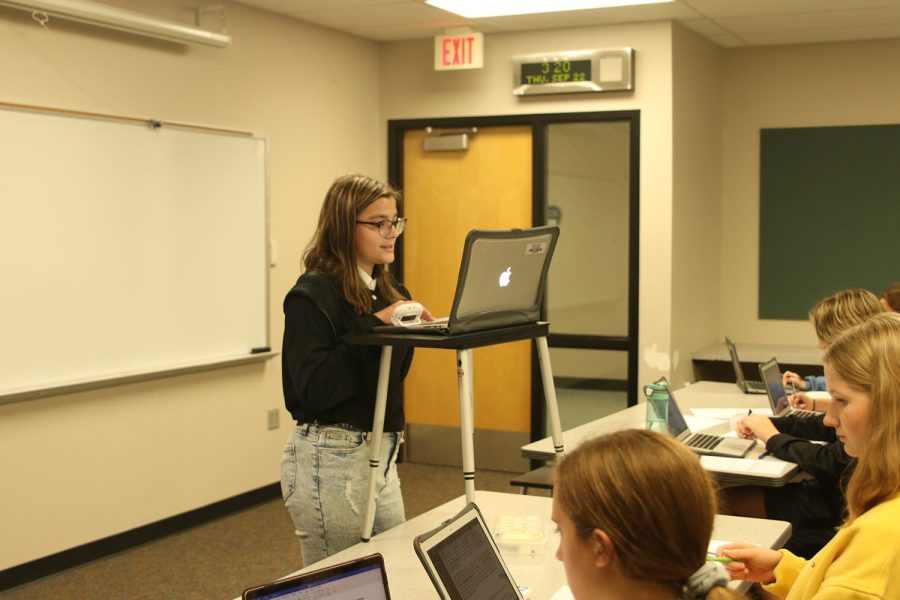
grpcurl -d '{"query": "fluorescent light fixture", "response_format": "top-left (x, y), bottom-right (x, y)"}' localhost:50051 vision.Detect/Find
top-left (0, 0), bottom-right (231, 47)
top-left (426, 0), bottom-right (672, 19)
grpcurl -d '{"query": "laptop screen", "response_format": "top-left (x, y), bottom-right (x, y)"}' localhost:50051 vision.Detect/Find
top-left (415, 503), bottom-right (521, 600)
top-left (243, 555), bottom-right (390, 600)
top-left (653, 378), bottom-right (690, 438)
top-left (724, 337), bottom-right (746, 385)
top-left (759, 358), bottom-right (790, 414)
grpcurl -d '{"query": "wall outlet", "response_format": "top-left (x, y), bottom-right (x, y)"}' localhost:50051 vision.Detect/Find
top-left (267, 408), bottom-right (280, 430)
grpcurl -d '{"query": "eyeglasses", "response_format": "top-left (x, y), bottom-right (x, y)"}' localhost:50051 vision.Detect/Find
top-left (356, 217), bottom-right (407, 237)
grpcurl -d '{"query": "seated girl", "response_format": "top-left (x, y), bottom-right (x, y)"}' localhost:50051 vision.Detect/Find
top-left (552, 429), bottom-right (744, 600)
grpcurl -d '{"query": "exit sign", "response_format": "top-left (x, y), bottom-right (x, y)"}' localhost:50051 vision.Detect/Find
top-left (434, 32), bottom-right (483, 71)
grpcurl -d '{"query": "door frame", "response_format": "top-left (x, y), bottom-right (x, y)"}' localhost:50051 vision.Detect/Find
top-left (387, 110), bottom-right (640, 443)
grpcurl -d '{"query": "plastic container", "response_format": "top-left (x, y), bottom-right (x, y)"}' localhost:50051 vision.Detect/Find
top-left (492, 514), bottom-right (548, 564)
top-left (643, 381), bottom-right (669, 433)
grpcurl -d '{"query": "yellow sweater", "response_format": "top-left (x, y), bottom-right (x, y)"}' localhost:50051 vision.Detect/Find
top-left (765, 494), bottom-right (900, 599)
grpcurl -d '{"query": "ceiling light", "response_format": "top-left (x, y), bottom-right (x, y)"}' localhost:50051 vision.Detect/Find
top-left (426, 0), bottom-right (672, 19)
top-left (0, 0), bottom-right (231, 48)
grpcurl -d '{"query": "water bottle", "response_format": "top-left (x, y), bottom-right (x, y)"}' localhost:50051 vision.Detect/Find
top-left (643, 381), bottom-right (669, 433)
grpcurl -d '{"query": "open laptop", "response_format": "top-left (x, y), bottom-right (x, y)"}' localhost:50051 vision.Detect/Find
top-left (725, 337), bottom-right (767, 394)
top-left (242, 554), bottom-right (391, 599)
top-left (414, 502), bottom-right (523, 600)
top-left (375, 226), bottom-right (559, 336)
top-left (758, 357), bottom-right (819, 418)
top-left (653, 378), bottom-right (756, 458)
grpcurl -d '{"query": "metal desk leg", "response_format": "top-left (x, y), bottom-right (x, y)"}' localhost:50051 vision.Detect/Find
top-left (535, 336), bottom-right (565, 459)
top-left (361, 345), bottom-right (392, 542)
top-left (457, 348), bottom-right (476, 503)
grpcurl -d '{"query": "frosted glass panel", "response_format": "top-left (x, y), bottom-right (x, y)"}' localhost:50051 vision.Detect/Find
top-left (545, 121), bottom-right (630, 336)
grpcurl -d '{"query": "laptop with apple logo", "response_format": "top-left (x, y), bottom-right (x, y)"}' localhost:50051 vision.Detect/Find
top-left (374, 226), bottom-right (559, 336)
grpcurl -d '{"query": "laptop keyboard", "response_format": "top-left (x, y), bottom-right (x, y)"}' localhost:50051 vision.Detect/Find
top-left (686, 433), bottom-right (722, 450)
top-left (791, 408), bottom-right (819, 418)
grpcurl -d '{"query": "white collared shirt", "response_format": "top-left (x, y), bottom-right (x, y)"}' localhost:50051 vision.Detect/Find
top-left (357, 266), bottom-right (377, 299)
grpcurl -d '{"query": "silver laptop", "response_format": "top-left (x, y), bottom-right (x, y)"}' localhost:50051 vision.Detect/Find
top-left (414, 502), bottom-right (523, 600)
top-left (725, 337), bottom-right (767, 394)
top-left (758, 357), bottom-right (819, 418)
top-left (376, 226), bottom-right (559, 336)
top-left (242, 553), bottom-right (391, 599)
top-left (655, 378), bottom-right (756, 458)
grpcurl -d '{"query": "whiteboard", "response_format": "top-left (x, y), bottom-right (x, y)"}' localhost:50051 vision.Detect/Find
top-left (0, 105), bottom-right (269, 401)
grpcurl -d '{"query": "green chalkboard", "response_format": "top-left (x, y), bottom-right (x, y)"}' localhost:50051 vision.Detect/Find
top-left (759, 124), bottom-right (900, 320)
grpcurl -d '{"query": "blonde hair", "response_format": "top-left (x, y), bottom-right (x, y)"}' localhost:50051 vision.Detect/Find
top-left (882, 282), bottom-right (900, 312)
top-left (809, 288), bottom-right (883, 346)
top-left (303, 174), bottom-right (404, 314)
top-left (824, 312), bottom-right (900, 523)
top-left (554, 430), bottom-right (743, 600)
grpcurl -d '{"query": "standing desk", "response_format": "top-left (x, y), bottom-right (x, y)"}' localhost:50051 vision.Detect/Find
top-left (521, 381), bottom-right (799, 485)
top-left (350, 322), bottom-right (564, 541)
top-left (241, 491), bottom-right (791, 599)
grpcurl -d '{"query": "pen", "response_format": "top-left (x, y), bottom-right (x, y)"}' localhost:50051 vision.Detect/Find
top-left (758, 451), bottom-right (770, 460)
top-left (706, 556), bottom-right (745, 563)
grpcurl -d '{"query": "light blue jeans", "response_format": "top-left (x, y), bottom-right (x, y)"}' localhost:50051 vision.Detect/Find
top-left (281, 424), bottom-right (405, 566)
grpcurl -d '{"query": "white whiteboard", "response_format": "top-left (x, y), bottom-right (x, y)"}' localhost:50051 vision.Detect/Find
top-left (0, 106), bottom-right (269, 401)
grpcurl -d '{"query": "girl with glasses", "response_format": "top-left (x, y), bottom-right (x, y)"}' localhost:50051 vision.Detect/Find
top-left (280, 174), bottom-right (433, 565)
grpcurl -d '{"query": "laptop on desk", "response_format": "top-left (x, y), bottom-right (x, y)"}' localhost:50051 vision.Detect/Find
top-left (242, 553), bottom-right (391, 599)
top-left (725, 337), bottom-right (767, 394)
top-left (654, 378), bottom-right (757, 458)
top-left (758, 357), bottom-right (819, 418)
top-left (414, 502), bottom-right (523, 600)
top-left (374, 226), bottom-right (559, 336)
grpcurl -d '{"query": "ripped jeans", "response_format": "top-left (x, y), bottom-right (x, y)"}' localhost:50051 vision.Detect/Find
top-left (281, 423), bottom-right (405, 566)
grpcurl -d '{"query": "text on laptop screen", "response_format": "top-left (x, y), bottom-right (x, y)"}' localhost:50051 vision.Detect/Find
top-left (425, 517), bottom-right (519, 600)
top-left (253, 563), bottom-right (388, 600)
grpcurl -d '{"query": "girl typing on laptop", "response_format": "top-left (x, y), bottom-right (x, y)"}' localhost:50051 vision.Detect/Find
top-left (280, 174), bottom-right (433, 565)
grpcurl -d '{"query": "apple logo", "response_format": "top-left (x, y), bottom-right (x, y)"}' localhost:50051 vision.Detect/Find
top-left (498, 267), bottom-right (512, 287)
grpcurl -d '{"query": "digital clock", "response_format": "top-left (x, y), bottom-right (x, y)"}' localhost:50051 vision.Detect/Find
top-left (512, 48), bottom-right (634, 96)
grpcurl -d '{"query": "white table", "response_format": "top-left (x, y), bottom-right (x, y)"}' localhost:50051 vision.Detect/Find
top-left (243, 491), bottom-right (791, 599)
top-left (522, 381), bottom-right (767, 459)
top-left (521, 382), bottom-right (800, 485)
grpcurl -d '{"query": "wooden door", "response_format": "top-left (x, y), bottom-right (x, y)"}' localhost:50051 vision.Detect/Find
top-left (401, 126), bottom-right (532, 469)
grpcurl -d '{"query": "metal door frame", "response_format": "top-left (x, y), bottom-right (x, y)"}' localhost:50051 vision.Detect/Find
top-left (387, 110), bottom-right (640, 444)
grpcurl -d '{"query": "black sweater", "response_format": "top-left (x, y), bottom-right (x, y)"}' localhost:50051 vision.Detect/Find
top-left (281, 272), bottom-right (413, 432)
top-left (767, 414), bottom-right (854, 485)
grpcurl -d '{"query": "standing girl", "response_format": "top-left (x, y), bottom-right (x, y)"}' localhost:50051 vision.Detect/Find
top-left (280, 174), bottom-right (430, 565)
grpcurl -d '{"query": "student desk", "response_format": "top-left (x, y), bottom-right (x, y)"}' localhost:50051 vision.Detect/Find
top-left (244, 491), bottom-right (791, 599)
top-left (350, 322), bottom-right (564, 541)
top-left (693, 342), bottom-right (823, 383)
top-left (521, 381), bottom-right (798, 485)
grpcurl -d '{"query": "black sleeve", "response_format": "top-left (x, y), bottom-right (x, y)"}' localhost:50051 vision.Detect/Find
top-left (765, 431), bottom-right (851, 484)
top-left (771, 414), bottom-right (837, 442)
top-left (283, 294), bottom-right (381, 415)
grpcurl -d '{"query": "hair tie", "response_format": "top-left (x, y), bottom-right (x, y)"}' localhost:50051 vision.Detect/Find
top-left (684, 561), bottom-right (728, 599)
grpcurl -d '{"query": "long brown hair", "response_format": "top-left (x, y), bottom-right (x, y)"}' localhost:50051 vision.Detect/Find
top-left (824, 313), bottom-right (900, 522)
top-left (554, 430), bottom-right (743, 600)
top-left (809, 288), bottom-right (883, 346)
top-left (303, 174), bottom-right (404, 314)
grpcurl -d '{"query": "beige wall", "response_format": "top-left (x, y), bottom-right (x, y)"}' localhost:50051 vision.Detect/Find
top-left (380, 21), bottom-right (676, 390)
top-left (6, 1), bottom-right (895, 573)
top-left (0, 1), bottom-right (382, 570)
top-left (669, 25), bottom-right (722, 386)
top-left (720, 38), bottom-right (900, 346)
